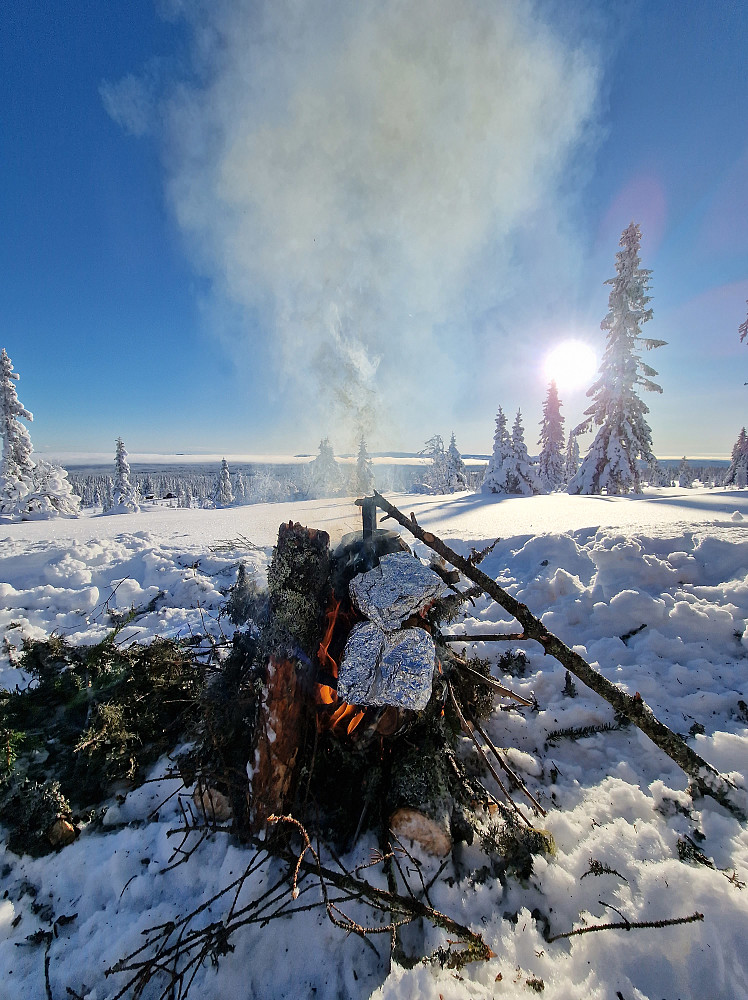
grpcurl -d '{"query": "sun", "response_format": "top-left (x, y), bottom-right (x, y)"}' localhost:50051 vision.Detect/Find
top-left (543, 340), bottom-right (597, 393)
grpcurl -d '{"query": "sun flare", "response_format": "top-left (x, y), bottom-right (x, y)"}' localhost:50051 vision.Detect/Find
top-left (543, 340), bottom-right (597, 393)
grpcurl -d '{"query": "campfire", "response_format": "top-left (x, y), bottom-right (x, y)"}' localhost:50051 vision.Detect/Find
top-left (112, 493), bottom-right (743, 993)
top-left (199, 498), bottom-right (550, 861)
top-left (201, 492), bottom-right (743, 863)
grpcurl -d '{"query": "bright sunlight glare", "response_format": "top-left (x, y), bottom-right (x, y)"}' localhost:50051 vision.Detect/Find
top-left (543, 340), bottom-right (597, 392)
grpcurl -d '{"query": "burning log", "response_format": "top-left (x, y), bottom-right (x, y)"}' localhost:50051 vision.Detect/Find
top-left (251, 655), bottom-right (305, 831)
top-left (251, 522), bottom-right (331, 833)
top-left (219, 513), bottom-right (548, 858)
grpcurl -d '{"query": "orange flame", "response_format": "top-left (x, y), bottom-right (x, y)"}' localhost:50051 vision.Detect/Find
top-left (315, 594), bottom-right (365, 736)
top-left (318, 596), bottom-right (341, 678)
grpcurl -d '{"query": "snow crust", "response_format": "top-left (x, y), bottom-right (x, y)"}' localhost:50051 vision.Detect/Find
top-left (1, 487), bottom-right (748, 998)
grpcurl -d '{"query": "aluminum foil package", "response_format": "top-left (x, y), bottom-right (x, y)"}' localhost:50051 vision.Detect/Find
top-left (337, 621), bottom-right (436, 711)
top-left (349, 551), bottom-right (444, 630)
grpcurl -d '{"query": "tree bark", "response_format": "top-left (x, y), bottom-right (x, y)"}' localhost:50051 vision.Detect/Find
top-left (251, 655), bottom-right (306, 832)
top-left (388, 724), bottom-right (454, 856)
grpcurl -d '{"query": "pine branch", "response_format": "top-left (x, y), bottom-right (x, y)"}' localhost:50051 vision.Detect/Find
top-left (546, 910), bottom-right (703, 943)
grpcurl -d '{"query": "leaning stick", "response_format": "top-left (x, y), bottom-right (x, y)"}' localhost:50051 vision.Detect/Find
top-left (372, 492), bottom-right (745, 820)
top-left (442, 632), bottom-right (529, 643)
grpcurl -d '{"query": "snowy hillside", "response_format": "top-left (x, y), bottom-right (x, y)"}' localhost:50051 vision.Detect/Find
top-left (1, 488), bottom-right (748, 999)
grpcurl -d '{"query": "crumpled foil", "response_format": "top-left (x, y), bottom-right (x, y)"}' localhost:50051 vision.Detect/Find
top-left (337, 621), bottom-right (436, 711)
top-left (349, 552), bottom-right (444, 630)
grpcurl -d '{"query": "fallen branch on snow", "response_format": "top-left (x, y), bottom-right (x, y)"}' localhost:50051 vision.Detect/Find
top-left (372, 491), bottom-right (747, 821)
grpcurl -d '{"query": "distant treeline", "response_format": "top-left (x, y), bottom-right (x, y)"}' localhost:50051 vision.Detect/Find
top-left (66, 460), bottom-right (478, 508)
top-left (65, 457), bottom-right (730, 509)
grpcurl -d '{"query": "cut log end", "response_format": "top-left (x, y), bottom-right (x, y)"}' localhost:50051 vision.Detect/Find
top-left (389, 806), bottom-right (452, 857)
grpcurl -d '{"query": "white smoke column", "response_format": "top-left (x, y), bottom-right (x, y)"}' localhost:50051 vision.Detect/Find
top-left (156, 0), bottom-right (601, 445)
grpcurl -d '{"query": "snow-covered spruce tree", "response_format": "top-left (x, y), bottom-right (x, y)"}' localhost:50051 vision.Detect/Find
top-left (102, 476), bottom-right (114, 512)
top-left (353, 436), bottom-right (374, 495)
top-left (646, 456), bottom-right (671, 487)
top-left (0, 348), bottom-right (36, 515)
top-left (505, 410), bottom-right (542, 495)
top-left (724, 427), bottom-right (748, 487)
top-left (563, 432), bottom-right (580, 484)
top-left (0, 349), bottom-right (80, 519)
top-left (214, 458), bottom-right (235, 507)
top-left (233, 470), bottom-right (246, 504)
top-left (677, 456), bottom-right (694, 488)
top-left (111, 437), bottom-right (139, 514)
top-left (482, 406), bottom-right (512, 493)
top-left (307, 438), bottom-right (342, 498)
top-left (538, 381), bottom-right (565, 491)
top-left (568, 222), bottom-right (666, 495)
top-left (417, 434), bottom-right (449, 493)
top-left (446, 432), bottom-right (468, 491)
top-left (23, 459), bottom-right (81, 517)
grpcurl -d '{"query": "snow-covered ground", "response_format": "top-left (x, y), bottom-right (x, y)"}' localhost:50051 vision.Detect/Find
top-left (2, 488), bottom-right (748, 999)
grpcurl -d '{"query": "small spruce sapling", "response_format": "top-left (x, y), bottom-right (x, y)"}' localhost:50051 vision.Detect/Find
top-left (446, 432), bottom-right (468, 491)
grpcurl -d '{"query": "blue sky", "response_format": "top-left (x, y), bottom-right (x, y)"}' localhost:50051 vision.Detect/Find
top-left (2, 1), bottom-right (747, 460)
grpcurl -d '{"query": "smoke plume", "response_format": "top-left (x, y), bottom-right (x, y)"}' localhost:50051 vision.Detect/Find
top-left (108, 0), bottom-right (602, 449)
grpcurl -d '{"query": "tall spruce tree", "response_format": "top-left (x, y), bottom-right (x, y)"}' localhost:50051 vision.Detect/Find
top-left (568, 222), bottom-right (666, 495)
top-left (724, 428), bottom-right (748, 487)
top-left (0, 349), bottom-right (80, 518)
top-left (0, 348), bottom-right (36, 514)
top-left (506, 410), bottom-right (542, 495)
top-left (213, 458), bottom-right (235, 506)
top-left (482, 406), bottom-right (512, 493)
top-left (111, 437), bottom-right (139, 513)
top-left (537, 381), bottom-right (565, 491)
